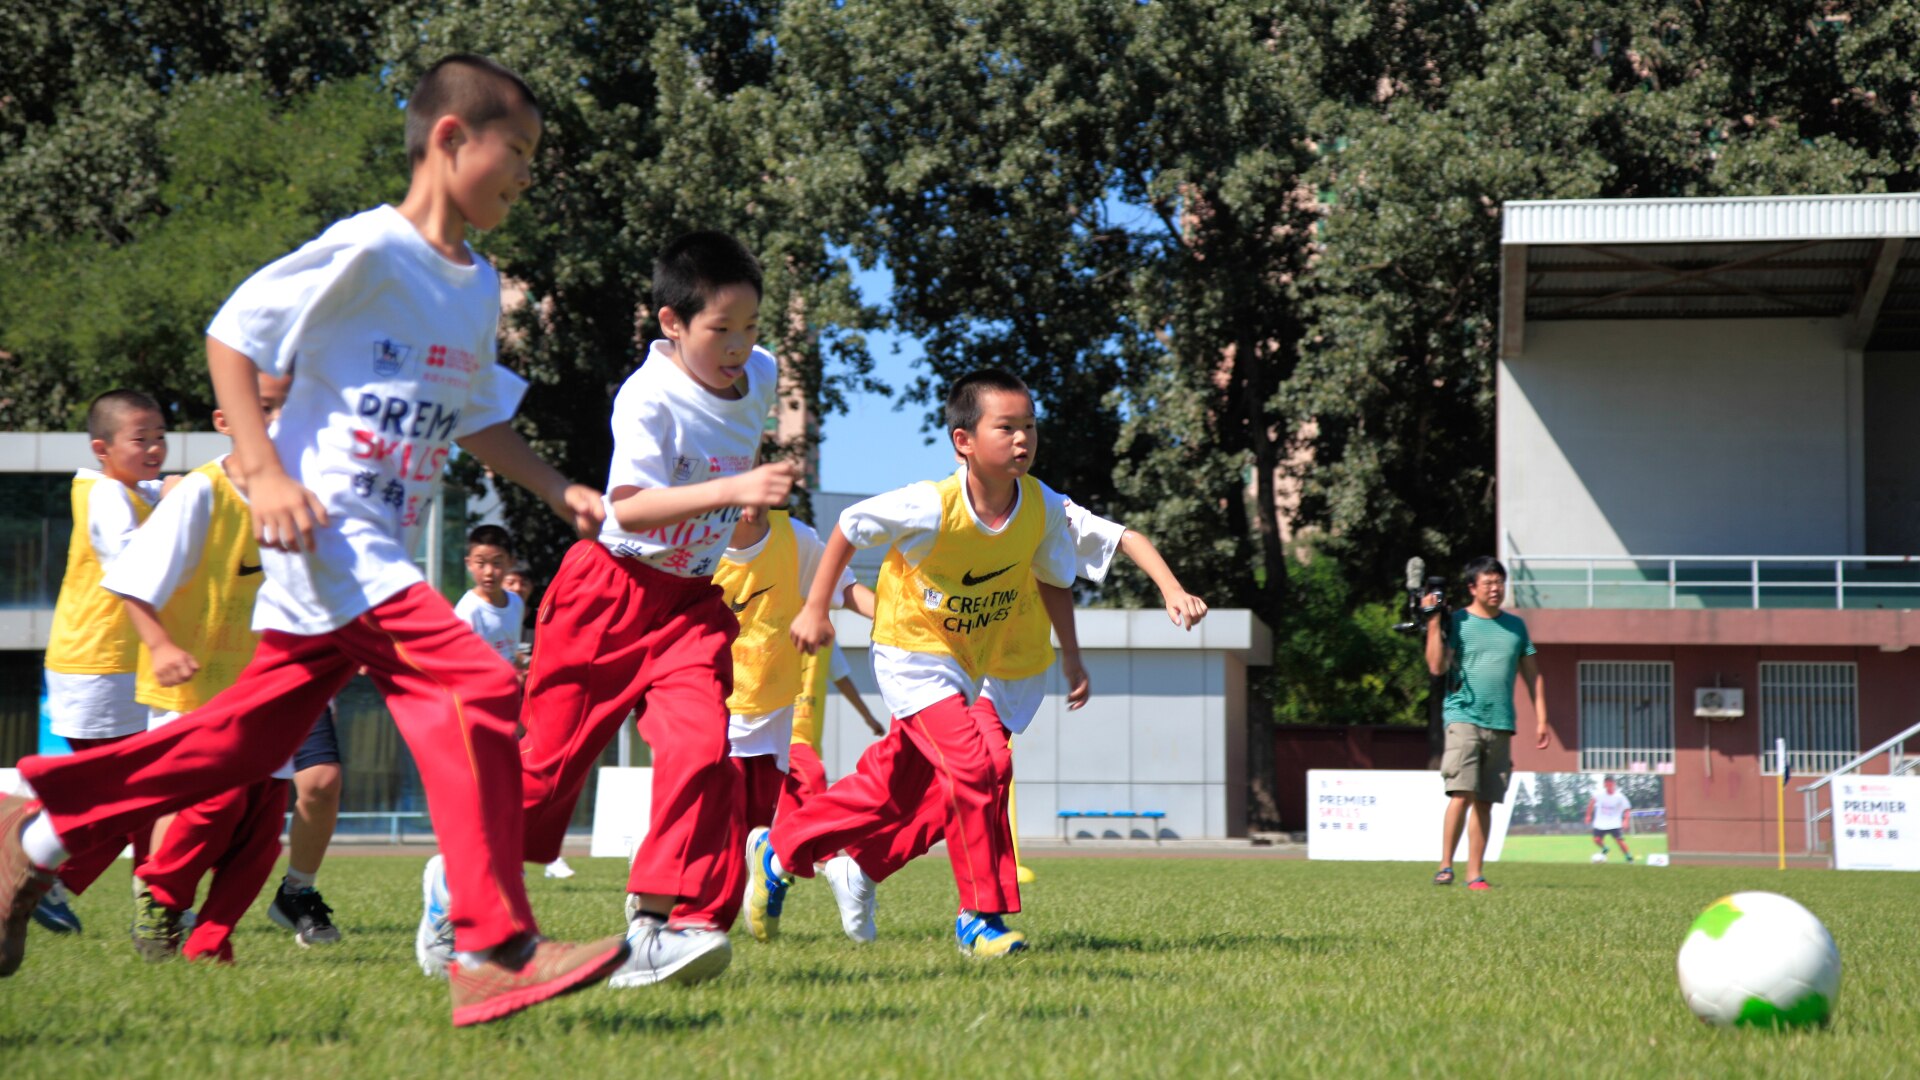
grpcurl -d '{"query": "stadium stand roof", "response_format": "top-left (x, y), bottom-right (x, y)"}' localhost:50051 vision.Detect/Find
top-left (1499, 193), bottom-right (1920, 355)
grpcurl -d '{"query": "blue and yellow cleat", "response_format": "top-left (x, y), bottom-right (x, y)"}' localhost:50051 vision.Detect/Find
top-left (744, 828), bottom-right (791, 943)
top-left (31, 880), bottom-right (82, 934)
top-left (956, 911), bottom-right (1027, 958)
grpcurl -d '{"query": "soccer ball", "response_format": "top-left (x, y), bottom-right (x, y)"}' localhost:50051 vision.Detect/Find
top-left (1676, 892), bottom-right (1839, 1029)
top-left (1590, 852), bottom-right (1607, 863)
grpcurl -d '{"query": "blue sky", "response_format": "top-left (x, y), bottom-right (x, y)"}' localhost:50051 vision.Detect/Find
top-left (813, 263), bottom-right (957, 496)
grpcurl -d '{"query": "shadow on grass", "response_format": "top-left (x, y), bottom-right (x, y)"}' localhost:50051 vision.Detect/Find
top-left (1046, 929), bottom-right (1352, 956)
top-left (557, 1006), bottom-right (725, 1034)
top-left (761, 963), bottom-right (949, 988)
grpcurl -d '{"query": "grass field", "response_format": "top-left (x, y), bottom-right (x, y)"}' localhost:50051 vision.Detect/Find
top-left (3, 854), bottom-right (1917, 1079)
top-left (1500, 833), bottom-right (1670, 862)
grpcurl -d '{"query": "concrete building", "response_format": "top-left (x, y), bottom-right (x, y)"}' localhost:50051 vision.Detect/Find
top-left (1496, 192), bottom-right (1920, 857)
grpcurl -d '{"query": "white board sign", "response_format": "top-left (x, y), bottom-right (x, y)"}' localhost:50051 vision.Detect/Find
top-left (1308, 769), bottom-right (1514, 862)
top-left (589, 767), bottom-right (653, 859)
top-left (1832, 775), bottom-right (1920, 872)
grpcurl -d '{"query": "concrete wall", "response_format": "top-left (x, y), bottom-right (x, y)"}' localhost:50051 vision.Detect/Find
top-left (1499, 319), bottom-right (1862, 557)
top-left (818, 608), bottom-right (1270, 840)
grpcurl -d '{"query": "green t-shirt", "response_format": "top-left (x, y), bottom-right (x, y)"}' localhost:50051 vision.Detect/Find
top-left (1442, 609), bottom-right (1535, 733)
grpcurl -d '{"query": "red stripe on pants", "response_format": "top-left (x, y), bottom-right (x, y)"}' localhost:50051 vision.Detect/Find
top-left (21, 584), bottom-right (535, 953)
top-left (139, 777), bottom-right (287, 962)
top-left (773, 694), bottom-right (1019, 914)
top-left (53, 734), bottom-right (152, 897)
top-left (517, 540), bottom-right (741, 929)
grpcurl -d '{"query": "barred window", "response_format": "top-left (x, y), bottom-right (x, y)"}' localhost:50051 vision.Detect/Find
top-left (1759, 662), bottom-right (1858, 776)
top-left (1577, 661), bottom-right (1674, 773)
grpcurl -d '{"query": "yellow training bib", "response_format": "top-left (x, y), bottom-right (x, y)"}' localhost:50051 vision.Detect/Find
top-left (790, 642), bottom-right (833, 752)
top-left (716, 510), bottom-right (807, 715)
top-left (45, 474), bottom-right (154, 675)
top-left (871, 472), bottom-right (1053, 681)
top-left (137, 462), bottom-right (264, 713)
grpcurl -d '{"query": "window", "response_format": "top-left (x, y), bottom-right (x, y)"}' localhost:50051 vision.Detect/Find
top-left (1577, 661), bottom-right (1674, 773)
top-left (1760, 662), bottom-right (1858, 775)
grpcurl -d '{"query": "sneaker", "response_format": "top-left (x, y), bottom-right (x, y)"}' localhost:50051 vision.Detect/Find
top-left (607, 920), bottom-right (732, 989)
top-left (269, 885), bottom-right (342, 946)
top-left (1625, 854), bottom-right (1635, 863)
top-left (1, 796), bottom-right (56, 977)
top-left (542, 857), bottom-right (576, 880)
top-left (449, 934), bottom-right (630, 1028)
top-left (743, 828), bottom-right (790, 943)
top-left (956, 911), bottom-right (1026, 958)
top-left (823, 855), bottom-right (877, 944)
top-left (31, 879), bottom-right (81, 934)
top-left (415, 854), bottom-right (455, 979)
top-left (131, 885), bottom-right (184, 962)
top-left (1466, 877), bottom-right (1492, 892)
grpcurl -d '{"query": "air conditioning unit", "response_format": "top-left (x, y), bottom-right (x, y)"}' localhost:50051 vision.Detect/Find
top-left (1694, 687), bottom-right (1744, 719)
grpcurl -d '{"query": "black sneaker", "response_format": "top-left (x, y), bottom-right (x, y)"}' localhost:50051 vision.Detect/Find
top-left (268, 886), bottom-right (342, 946)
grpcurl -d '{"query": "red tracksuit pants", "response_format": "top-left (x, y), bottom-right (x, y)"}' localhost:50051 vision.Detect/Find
top-left (517, 540), bottom-right (742, 930)
top-left (21, 583), bottom-right (534, 953)
top-left (773, 693), bottom-right (1020, 915)
top-left (53, 734), bottom-right (152, 897)
top-left (777, 741), bottom-right (828, 827)
top-left (139, 777), bottom-right (288, 962)
top-left (738, 753), bottom-right (785, 833)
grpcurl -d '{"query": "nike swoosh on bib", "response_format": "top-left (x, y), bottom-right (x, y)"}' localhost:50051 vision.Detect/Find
top-left (961, 564), bottom-right (1014, 587)
top-left (237, 562), bottom-right (264, 577)
top-left (730, 584), bottom-right (775, 614)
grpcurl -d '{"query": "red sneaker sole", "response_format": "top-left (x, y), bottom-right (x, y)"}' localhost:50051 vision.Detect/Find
top-left (451, 941), bottom-right (630, 1028)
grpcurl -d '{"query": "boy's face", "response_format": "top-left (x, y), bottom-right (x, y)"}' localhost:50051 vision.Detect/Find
top-left (661, 282), bottom-right (761, 395)
top-left (93, 407), bottom-right (167, 483)
top-left (466, 543), bottom-right (513, 594)
top-left (952, 389), bottom-right (1037, 482)
top-left (1469, 571), bottom-right (1506, 611)
top-left (503, 570), bottom-right (532, 600)
top-left (444, 97), bottom-right (542, 232)
top-left (211, 372), bottom-right (291, 436)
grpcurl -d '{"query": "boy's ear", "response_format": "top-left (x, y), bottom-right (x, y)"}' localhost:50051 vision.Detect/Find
top-left (89, 437), bottom-right (108, 462)
top-left (210, 408), bottom-right (230, 436)
top-left (430, 114), bottom-right (466, 160)
top-left (950, 426), bottom-right (974, 458)
top-left (658, 304), bottom-right (686, 340)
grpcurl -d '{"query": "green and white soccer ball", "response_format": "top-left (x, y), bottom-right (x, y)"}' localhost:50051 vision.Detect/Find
top-left (1590, 852), bottom-right (1607, 863)
top-left (1676, 892), bottom-right (1839, 1029)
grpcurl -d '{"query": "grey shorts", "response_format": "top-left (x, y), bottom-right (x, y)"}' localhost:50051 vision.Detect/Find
top-left (1441, 723), bottom-right (1512, 803)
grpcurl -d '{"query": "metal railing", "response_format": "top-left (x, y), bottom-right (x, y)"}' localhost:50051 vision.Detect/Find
top-left (1799, 719), bottom-right (1920, 855)
top-left (1577, 747), bottom-right (1676, 773)
top-left (282, 810), bottom-right (432, 844)
top-left (1505, 554), bottom-right (1920, 610)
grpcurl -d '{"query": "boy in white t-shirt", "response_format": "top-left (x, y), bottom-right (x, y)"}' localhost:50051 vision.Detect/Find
top-left (453, 524), bottom-right (526, 672)
top-left (2, 54), bottom-right (628, 1024)
top-left (1585, 776), bottom-right (1635, 862)
top-left (470, 230), bottom-right (799, 993)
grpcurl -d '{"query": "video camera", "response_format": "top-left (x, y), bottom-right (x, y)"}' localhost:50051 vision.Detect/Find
top-left (1391, 557), bottom-right (1449, 635)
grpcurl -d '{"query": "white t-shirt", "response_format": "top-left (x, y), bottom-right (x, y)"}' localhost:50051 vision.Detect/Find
top-left (83, 470), bottom-right (163, 570)
top-left (1592, 791), bottom-right (1632, 831)
top-left (727, 518), bottom-right (857, 764)
top-left (207, 205), bottom-right (525, 635)
top-left (839, 466), bottom-right (1109, 734)
top-left (102, 460), bottom-right (232, 611)
top-left (453, 589), bottom-right (526, 664)
top-left (598, 339), bottom-right (778, 580)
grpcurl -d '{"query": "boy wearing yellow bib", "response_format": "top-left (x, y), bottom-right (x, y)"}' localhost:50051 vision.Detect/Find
top-left (719, 505), bottom-right (872, 942)
top-left (35, 390), bottom-right (167, 919)
top-left (757, 370), bottom-right (1088, 958)
top-left (104, 372), bottom-right (302, 963)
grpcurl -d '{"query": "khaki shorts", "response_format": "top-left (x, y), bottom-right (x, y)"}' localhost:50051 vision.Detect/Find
top-left (1441, 723), bottom-right (1513, 803)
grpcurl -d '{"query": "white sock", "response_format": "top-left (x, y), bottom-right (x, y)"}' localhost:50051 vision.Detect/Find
top-left (282, 867), bottom-right (316, 893)
top-left (768, 851), bottom-right (785, 878)
top-left (21, 813), bottom-right (70, 869)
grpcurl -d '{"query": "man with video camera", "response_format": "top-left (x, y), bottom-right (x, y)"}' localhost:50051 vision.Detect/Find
top-left (1423, 557), bottom-right (1547, 890)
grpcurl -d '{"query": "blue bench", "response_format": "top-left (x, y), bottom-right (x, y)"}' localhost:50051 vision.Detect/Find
top-left (1057, 809), bottom-right (1167, 844)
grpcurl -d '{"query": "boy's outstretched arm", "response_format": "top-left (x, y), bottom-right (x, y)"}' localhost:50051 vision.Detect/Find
top-left (840, 581), bottom-right (876, 620)
top-left (122, 599), bottom-right (198, 687)
top-left (1038, 581), bottom-right (1090, 711)
top-left (791, 526), bottom-right (856, 654)
top-left (835, 677), bottom-right (886, 736)
top-left (209, 338), bottom-right (327, 552)
top-left (456, 422), bottom-right (604, 538)
top-left (606, 461), bottom-right (799, 535)
top-left (1118, 529), bottom-right (1208, 630)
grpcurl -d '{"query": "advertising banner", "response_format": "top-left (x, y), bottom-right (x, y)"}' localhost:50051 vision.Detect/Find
top-left (589, 766), bottom-right (654, 858)
top-left (1832, 775), bottom-right (1920, 872)
top-left (1307, 769), bottom-right (1513, 862)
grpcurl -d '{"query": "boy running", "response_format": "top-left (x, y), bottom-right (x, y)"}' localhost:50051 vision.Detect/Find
top-left (454, 524), bottom-right (527, 677)
top-left (2, 54), bottom-right (627, 1025)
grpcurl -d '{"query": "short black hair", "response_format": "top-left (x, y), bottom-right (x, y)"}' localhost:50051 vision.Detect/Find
top-left (86, 389), bottom-right (162, 442)
top-left (467, 524), bottom-right (514, 555)
top-left (944, 369), bottom-right (1032, 436)
top-left (652, 231), bottom-right (764, 323)
top-left (405, 54), bottom-right (540, 164)
top-left (1462, 556), bottom-right (1507, 586)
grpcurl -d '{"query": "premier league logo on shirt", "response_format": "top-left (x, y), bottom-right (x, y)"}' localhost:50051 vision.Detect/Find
top-left (923, 586), bottom-right (944, 610)
top-left (372, 338), bottom-right (413, 377)
top-left (672, 455), bottom-right (696, 483)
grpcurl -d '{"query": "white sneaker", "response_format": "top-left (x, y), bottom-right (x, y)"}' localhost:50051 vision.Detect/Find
top-left (607, 920), bottom-right (732, 989)
top-left (823, 855), bottom-right (877, 943)
top-left (543, 857), bottom-right (576, 880)
top-left (415, 854), bottom-right (455, 979)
